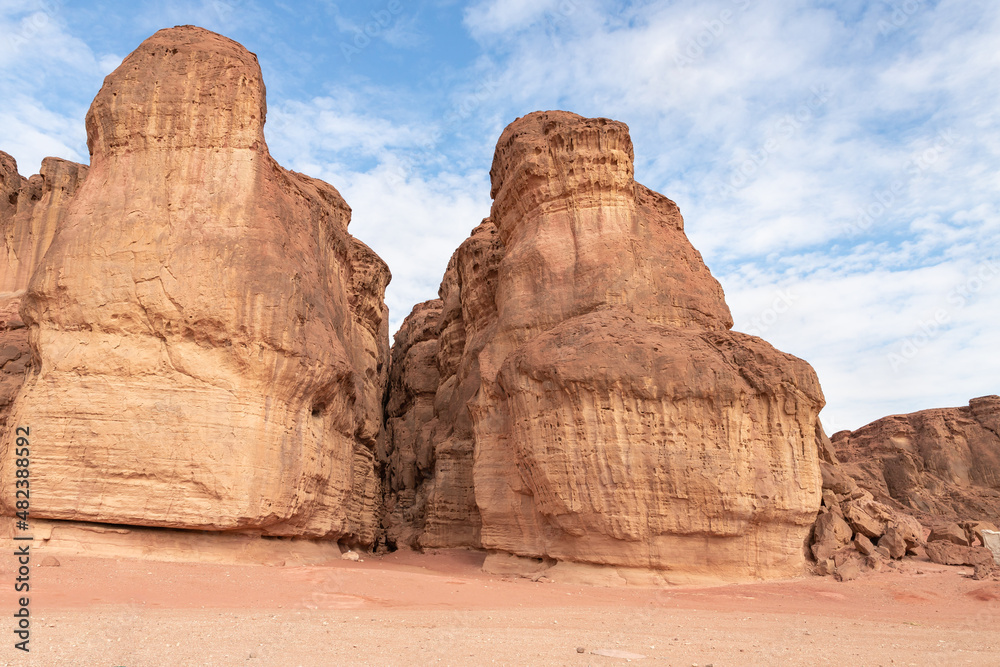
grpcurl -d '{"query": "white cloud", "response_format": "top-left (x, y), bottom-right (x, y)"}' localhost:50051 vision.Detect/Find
top-left (0, 1), bottom-right (121, 173)
top-left (463, 0), bottom-right (570, 38)
top-left (267, 95), bottom-right (437, 160)
top-left (264, 92), bottom-right (492, 334)
top-left (0, 95), bottom-right (87, 170)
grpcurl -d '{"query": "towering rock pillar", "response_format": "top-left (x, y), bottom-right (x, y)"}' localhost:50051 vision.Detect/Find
top-left (0, 26), bottom-right (390, 543)
top-left (386, 111), bottom-right (826, 580)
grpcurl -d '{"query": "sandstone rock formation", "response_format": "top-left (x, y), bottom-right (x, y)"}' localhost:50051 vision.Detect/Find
top-left (830, 397), bottom-right (1000, 524)
top-left (807, 396), bottom-right (1000, 580)
top-left (380, 220), bottom-right (500, 551)
top-left (1, 152), bottom-right (88, 294)
top-left (1, 152), bottom-right (87, 441)
top-left (383, 111), bottom-right (827, 580)
top-left (0, 298), bottom-right (29, 433)
top-left (0, 26), bottom-right (390, 543)
top-left (810, 459), bottom-right (925, 578)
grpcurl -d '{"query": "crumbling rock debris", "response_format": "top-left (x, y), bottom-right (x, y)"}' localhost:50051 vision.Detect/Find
top-left (929, 524), bottom-right (971, 547)
top-left (925, 541), bottom-right (995, 569)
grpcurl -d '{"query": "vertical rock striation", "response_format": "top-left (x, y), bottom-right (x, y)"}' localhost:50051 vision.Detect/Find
top-left (380, 220), bottom-right (500, 549)
top-left (1, 152), bottom-right (87, 462)
top-left (385, 111), bottom-right (826, 580)
top-left (0, 26), bottom-right (390, 543)
top-left (1, 152), bottom-right (88, 294)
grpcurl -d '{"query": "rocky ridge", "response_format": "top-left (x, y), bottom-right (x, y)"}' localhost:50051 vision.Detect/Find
top-left (808, 397), bottom-right (1000, 580)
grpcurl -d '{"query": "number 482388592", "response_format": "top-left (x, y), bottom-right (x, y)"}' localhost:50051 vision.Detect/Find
top-left (14, 426), bottom-right (30, 520)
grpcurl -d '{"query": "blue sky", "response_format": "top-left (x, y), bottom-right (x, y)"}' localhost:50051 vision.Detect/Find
top-left (1, 0), bottom-right (998, 431)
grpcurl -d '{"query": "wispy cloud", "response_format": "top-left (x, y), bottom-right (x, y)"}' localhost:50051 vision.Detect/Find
top-left (264, 90), bottom-right (492, 333)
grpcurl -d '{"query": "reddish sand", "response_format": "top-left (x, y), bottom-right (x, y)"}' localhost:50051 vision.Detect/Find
top-left (1, 549), bottom-right (998, 666)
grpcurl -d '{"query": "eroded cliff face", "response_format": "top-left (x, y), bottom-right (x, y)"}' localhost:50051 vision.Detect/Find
top-left (1, 152), bottom-right (88, 294)
top-left (830, 396), bottom-right (1000, 521)
top-left (380, 220), bottom-right (501, 549)
top-left (0, 26), bottom-right (390, 543)
top-left (1, 152), bottom-right (86, 439)
top-left (385, 111), bottom-right (826, 580)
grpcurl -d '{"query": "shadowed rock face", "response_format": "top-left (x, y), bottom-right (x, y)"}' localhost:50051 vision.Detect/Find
top-left (0, 299), bottom-right (29, 433)
top-left (0, 26), bottom-right (390, 543)
top-left (831, 396), bottom-right (1000, 522)
top-left (385, 111), bottom-right (826, 580)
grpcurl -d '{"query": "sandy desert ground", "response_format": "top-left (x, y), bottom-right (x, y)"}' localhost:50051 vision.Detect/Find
top-left (1, 548), bottom-right (998, 667)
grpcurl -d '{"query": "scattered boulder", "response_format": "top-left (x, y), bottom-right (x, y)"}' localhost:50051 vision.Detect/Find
top-left (810, 459), bottom-right (931, 576)
top-left (842, 500), bottom-right (886, 540)
top-left (821, 489), bottom-right (841, 515)
top-left (815, 558), bottom-right (836, 576)
top-left (878, 527), bottom-right (907, 560)
top-left (925, 541), bottom-right (995, 568)
top-left (865, 555), bottom-right (883, 572)
top-left (853, 534), bottom-right (876, 557)
top-left (928, 523), bottom-right (970, 547)
top-left (814, 512), bottom-right (853, 544)
top-left (889, 514), bottom-right (926, 552)
top-left (811, 513), bottom-right (853, 561)
top-left (834, 557), bottom-right (861, 582)
top-left (962, 521), bottom-right (999, 547)
top-left (820, 461), bottom-right (860, 497)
